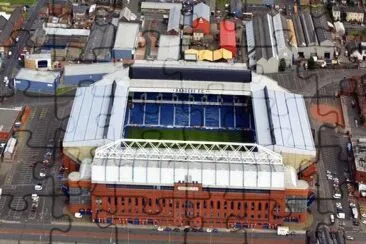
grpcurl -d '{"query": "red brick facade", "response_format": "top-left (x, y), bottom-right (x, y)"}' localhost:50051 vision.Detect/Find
top-left (78, 182), bottom-right (309, 229)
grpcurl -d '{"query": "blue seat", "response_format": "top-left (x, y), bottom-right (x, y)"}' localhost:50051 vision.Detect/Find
top-left (235, 106), bottom-right (246, 128)
top-left (222, 95), bottom-right (234, 103)
top-left (129, 103), bottom-right (144, 124)
top-left (146, 92), bottom-right (159, 100)
top-left (175, 104), bottom-right (189, 126)
top-left (207, 95), bottom-right (218, 102)
top-left (145, 103), bottom-right (159, 125)
top-left (177, 93), bottom-right (189, 102)
top-left (221, 106), bottom-right (234, 128)
top-left (205, 106), bottom-right (219, 127)
top-left (160, 104), bottom-right (174, 126)
top-left (133, 92), bottom-right (145, 100)
top-left (190, 105), bottom-right (204, 126)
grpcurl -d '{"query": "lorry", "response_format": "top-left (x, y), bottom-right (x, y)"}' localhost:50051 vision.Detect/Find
top-left (277, 226), bottom-right (290, 236)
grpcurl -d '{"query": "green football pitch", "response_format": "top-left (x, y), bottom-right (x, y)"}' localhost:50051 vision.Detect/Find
top-left (125, 127), bottom-right (249, 143)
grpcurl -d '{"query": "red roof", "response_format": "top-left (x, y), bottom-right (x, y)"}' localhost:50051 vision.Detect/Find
top-left (220, 20), bottom-right (236, 47)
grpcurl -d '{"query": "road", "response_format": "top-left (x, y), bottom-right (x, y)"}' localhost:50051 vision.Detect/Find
top-left (0, 222), bottom-right (306, 244)
top-left (0, 0), bottom-right (46, 98)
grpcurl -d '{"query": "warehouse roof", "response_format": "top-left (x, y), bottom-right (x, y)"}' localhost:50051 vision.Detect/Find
top-left (252, 86), bottom-right (316, 156)
top-left (220, 20), bottom-right (236, 49)
top-left (311, 12), bottom-right (333, 45)
top-left (300, 12), bottom-right (318, 46)
top-left (64, 62), bottom-right (125, 76)
top-left (114, 22), bottom-right (139, 50)
top-left (273, 13), bottom-right (291, 50)
top-left (43, 26), bottom-right (90, 36)
top-left (120, 7), bottom-right (137, 22)
top-left (286, 19), bottom-right (297, 47)
top-left (253, 14), bottom-right (277, 61)
top-left (167, 6), bottom-right (180, 33)
top-left (292, 14), bottom-right (306, 47)
top-left (157, 35), bottom-right (181, 61)
top-left (193, 2), bottom-right (210, 21)
top-left (15, 69), bottom-right (60, 83)
top-left (141, 2), bottom-right (182, 11)
top-left (92, 139), bottom-right (286, 190)
top-left (0, 107), bottom-right (22, 135)
top-left (82, 23), bottom-right (115, 61)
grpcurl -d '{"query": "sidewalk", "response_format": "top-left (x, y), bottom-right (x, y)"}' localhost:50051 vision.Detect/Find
top-left (50, 220), bottom-right (306, 235)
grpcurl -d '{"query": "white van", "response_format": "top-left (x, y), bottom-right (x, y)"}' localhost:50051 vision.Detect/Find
top-left (330, 214), bottom-right (335, 223)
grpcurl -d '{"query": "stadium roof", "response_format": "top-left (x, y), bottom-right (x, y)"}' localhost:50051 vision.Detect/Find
top-left (157, 35), bottom-right (181, 61)
top-left (130, 60), bottom-right (250, 82)
top-left (63, 77), bottom-right (129, 148)
top-left (15, 69), bottom-right (60, 83)
top-left (92, 139), bottom-right (286, 190)
top-left (114, 22), bottom-right (139, 50)
top-left (193, 2), bottom-right (210, 21)
top-left (252, 87), bottom-right (316, 156)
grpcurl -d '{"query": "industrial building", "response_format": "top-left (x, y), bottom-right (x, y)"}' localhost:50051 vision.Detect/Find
top-left (62, 60), bottom-right (315, 228)
top-left (113, 22), bottom-right (140, 60)
top-left (246, 11), bottom-right (335, 73)
top-left (192, 2), bottom-right (210, 34)
top-left (292, 11), bottom-right (335, 60)
top-left (220, 20), bottom-right (237, 57)
top-left (0, 107), bottom-right (23, 142)
top-left (24, 53), bottom-right (52, 71)
top-left (167, 6), bottom-right (181, 35)
top-left (82, 22), bottom-right (115, 62)
top-left (246, 14), bottom-right (278, 74)
top-left (14, 68), bottom-right (61, 94)
top-left (157, 35), bottom-right (181, 61)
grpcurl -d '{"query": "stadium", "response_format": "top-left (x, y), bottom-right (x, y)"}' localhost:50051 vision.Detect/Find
top-left (62, 61), bottom-right (316, 229)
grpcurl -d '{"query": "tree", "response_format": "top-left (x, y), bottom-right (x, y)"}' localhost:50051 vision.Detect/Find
top-left (279, 58), bottom-right (286, 72)
top-left (308, 56), bottom-right (316, 70)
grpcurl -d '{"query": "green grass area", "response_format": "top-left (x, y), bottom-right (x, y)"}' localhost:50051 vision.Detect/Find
top-left (0, 0), bottom-right (36, 5)
top-left (56, 86), bottom-right (76, 96)
top-left (126, 127), bottom-right (248, 143)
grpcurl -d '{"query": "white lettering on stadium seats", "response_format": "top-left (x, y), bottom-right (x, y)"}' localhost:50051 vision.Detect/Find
top-left (177, 186), bottom-right (199, 191)
top-left (174, 88), bottom-right (205, 94)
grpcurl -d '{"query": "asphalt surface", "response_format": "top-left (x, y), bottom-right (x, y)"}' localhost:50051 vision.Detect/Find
top-left (0, 222), bottom-right (306, 244)
top-left (0, 0), bottom-right (46, 98)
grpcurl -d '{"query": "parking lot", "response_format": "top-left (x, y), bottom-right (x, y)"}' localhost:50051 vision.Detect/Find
top-left (0, 99), bottom-right (71, 224)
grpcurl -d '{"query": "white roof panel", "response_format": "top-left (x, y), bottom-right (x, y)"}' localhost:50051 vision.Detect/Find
top-left (15, 68), bottom-right (60, 83)
top-left (157, 35), bottom-right (181, 61)
top-left (114, 22), bottom-right (139, 50)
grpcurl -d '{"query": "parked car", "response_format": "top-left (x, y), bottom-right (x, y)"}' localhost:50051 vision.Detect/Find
top-left (39, 168), bottom-right (46, 177)
top-left (345, 235), bottom-right (354, 240)
top-left (173, 228), bottom-right (180, 232)
top-left (157, 226), bottom-right (164, 232)
top-left (74, 212), bottom-right (82, 219)
top-left (164, 227), bottom-right (172, 232)
top-left (34, 184), bottom-right (42, 191)
top-left (333, 193), bottom-right (341, 199)
top-left (337, 212), bottom-right (345, 219)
